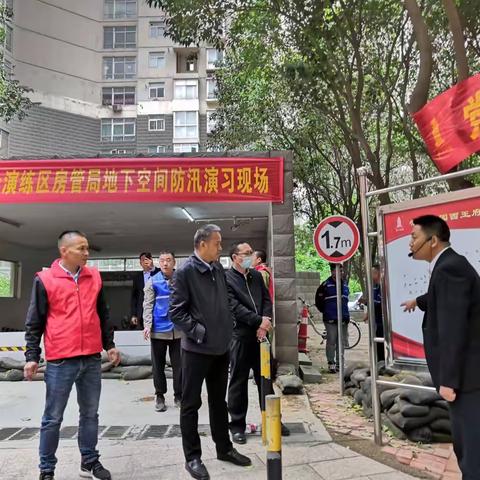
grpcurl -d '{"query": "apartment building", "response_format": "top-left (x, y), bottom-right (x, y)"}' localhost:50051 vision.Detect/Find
top-left (1, 0), bottom-right (222, 158)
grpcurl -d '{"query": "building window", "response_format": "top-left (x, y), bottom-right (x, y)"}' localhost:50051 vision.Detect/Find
top-left (174, 79), bottom-right (198, 100)
top-left (102, 86), bottom-right (135, 105)
top-left (104, 26), bottom-right (136, 49)
top-left (174, 111), bottom-right (198, 139)
top-left (0, 260), bottom-right (18, 298)
top-left (149, 82), bottom-right (165, 99)
top-left (206, 49), bottom-right (224, 69)
top-left (149, 52), bottom-right (166, 69)
top-left (102, 148), bottom-right (136, 156)
top-left (103, 56), bottom-right (136, 80)
top-left (149, 19), bottom-right (166, 38)
top-left (101, 118), bottom-right (136, 142)
top-left (173, 144), bottom-right (198, 153)
top-left (148, 145), bottom-right (166, 154)
top-left (104, 0), bottom-right (136, 19)
top-left (206, 74), bottom-right (217, 100)
top-left (5, 25), bottom-right (12, 52)
top-left (148, 115), bottom-right (165, 131)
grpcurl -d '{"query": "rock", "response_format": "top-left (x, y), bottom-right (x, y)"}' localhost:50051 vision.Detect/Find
top-left (0, 357), bottom-right (25, 370)
top-left (399, 388), bottom-right (441, 405)
top-left (344, 361), bottom-right (368, 380)
top-left (380, 388), bottom-right (402, 410)
top-left (0, 369), bottom-right (24, 381)
top-left (430, 419), bottom-right (451, 434)
top-left (275, 374), bottom-right (303, 394)
top-left (394, 398), bottom-right (430, 417)
top-left (351, 368), bottom-right (370, 387)
top-left (382, 414), bottom-right (407, 440)
top-left (407, 426), bottom-right (433, 443)
top-left (276, 363), bottom-right (297, 376)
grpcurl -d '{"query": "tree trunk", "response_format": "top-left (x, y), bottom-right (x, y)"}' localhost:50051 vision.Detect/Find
top-left (403, 0), bottom-right (433, 114)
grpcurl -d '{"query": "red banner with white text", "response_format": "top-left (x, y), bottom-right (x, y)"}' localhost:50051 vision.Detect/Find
top-left (0, 157), bottom-right (284, 203)
top-left (412, 72), bottom-right (480, 174)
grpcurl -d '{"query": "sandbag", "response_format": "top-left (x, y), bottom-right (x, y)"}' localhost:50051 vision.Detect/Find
top-left (0, 357), bottom-right (25, 370)
top-left (415, 371), bottom-right (434, 387)
top-left (382, 414), bottom-right (407, 440)
top-left (430, 419), bottom-right (451, 434)
top-left (430, 406), bottom-right (450, 420)
top-left (353, 389), bottom-right (364, 406)
top-left (101, 361), bottom-right (115, 373)
top-left (380, 388), bottom-right (402, 410)
top-left (351, 368), bottom-right (369, 387)
top-left (432, 432), bottom-right (452, 443)
top-left (110, 365), bottom-right (152, 380)
top-left (344, 361), bottom-right (368, 380)
top-left (275, 374), bottom-right (303, 394)
top-left (0, 369), bottom-right (24, 381)
top-left (398, 388), bottom-right (441, 405)
top-left (387, 407), bottom-right (438, 431)
top-left (345, 387), bottom-right (357, 397)
top-left (433, 399), bottom-right (449, 410)
top-left (118, 353), bottom-right (152, 366)
top-left (407, 426), bottom-right (433, 443)
top-left (101, 372), bottom-right (122, 379)
top-left (362, 401), bottom-right (373, 418)
top-left (395, 398), bottom-right (430, 417)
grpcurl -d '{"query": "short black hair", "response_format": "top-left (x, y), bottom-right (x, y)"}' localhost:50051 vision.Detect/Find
top-left (194, 224), bottom-right (221, 248)
top-left (412, 215), bottom-right (450, 242)
top-left (139, 252), bottom-right (152, 259)
top-left (159, 250), bottom-right (175, 258)
top-left (229, 242), bottom-right (251, 260)
top-left (58, 230), bottom-right (87, 248)
top-left (255, 249), bottom-right (267, 263)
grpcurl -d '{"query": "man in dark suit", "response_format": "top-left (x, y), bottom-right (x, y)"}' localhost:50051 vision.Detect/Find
top-left (130, 252), bottom-right (160, 329)
top-left (402, 215), bottom-right (480, 479)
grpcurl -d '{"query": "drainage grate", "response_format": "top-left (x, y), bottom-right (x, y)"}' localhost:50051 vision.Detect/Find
top-left (139, 425), bottom-right (169, 439)
top-left (0, 428), bottom-right (21, 441)
top-left (101, 426), bottom-right (129, 439)
top-left (9, 427), bottom-right (39, 440)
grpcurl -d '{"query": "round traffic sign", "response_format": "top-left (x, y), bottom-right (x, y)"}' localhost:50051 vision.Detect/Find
top-left (313, 215), bottom-right (360, 263)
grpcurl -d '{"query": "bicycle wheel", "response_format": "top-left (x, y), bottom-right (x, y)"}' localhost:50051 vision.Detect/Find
top-left (345, 321), bottom-right (361, 349)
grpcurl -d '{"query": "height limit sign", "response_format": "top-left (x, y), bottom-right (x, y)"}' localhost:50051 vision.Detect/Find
top-left (313, 215), bottom-right (360, 263)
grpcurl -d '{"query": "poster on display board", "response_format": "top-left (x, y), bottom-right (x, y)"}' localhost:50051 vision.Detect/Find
top-left (378, 187), bottom-right (480, 365)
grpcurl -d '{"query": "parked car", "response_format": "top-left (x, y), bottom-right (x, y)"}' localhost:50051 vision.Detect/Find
top-left (348, 292), bottom-right (364, 311)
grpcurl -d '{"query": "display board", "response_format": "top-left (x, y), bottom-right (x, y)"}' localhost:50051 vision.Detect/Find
top-left (378, 187), bottom-right (480, 364)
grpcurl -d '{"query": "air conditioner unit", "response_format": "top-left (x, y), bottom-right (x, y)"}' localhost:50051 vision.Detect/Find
top-left (112, 104), bottom-right (122, 112)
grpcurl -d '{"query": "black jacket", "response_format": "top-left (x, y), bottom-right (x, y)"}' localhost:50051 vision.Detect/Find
top-left (416, 248), bottom-right (480, 393)
top-left (225, 267), bottom-right (272, 339)
top-left (131, 267), bottom-right (160, 319)
top-left (24, 277), bottom-right (114, 363)
top-left (169, 254), bottom-right (233, 355)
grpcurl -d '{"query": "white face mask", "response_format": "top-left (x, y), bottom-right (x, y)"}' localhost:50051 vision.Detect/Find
top-left (240, 256), bottom-right (253, 269)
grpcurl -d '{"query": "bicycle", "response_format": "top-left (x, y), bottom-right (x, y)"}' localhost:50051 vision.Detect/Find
top-left (298, 296), bottom-right (362, 349)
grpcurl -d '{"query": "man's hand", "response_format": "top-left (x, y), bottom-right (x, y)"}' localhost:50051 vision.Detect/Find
top-left (107, 348), bottom-right (121, 367)
top-left (401, 299), bottom-right (417, 312)
top-left (143, 328), bottom-right (150, 341)
top-left (131, 316), bottom-right (138, 326)
top-left (256, 327), bottom-right (268, 342)
top-left (260, 316), bottom-right (272, 332)
top-left (24, 361), bottom-right (38, 381)
top-left (439, 386), bottom-right (456, 402)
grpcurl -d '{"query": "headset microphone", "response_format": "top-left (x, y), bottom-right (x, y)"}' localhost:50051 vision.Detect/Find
top-left (408, 237), bottom-right (432, 258)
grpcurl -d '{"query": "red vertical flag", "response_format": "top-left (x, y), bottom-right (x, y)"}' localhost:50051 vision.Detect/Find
top-left (412, 72), bottom-right (480, 174)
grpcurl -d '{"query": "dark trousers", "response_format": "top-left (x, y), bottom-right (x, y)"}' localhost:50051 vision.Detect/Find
top-left (449, 389), bottom-right (480, 479)
top-left (228, 337), bottom-right (274, 434)
top-left (180, 349), bottom-right (232, 461)
top-left (376, 324), bottom-right (385, 362)
top-left (151, 337), bottom-right (182, 398)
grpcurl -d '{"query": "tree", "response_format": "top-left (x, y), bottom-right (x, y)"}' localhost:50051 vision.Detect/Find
top-left (0, 4), bottom-right (31, 122)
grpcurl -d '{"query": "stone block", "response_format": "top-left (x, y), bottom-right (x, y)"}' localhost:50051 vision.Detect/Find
top-left (273, 256), bottom-right (295, 276)
top-left (272, 233), bottom-right (295, 257)
top-left (272, 214), bottom-right (294, 234)
top-left (274, 278), bottom-right (296, 299)
top-left (299, 364), bottom-right (322, 383)
top-left (298, 352), bottom-right (312, 366)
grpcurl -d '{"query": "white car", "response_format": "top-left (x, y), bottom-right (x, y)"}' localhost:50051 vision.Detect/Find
top-left (348, 292), bottom-right (364, 311)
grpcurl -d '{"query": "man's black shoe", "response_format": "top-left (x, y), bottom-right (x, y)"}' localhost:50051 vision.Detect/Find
top-left (281, 423), bottom-right (290, 436)
top-left (185, 458), bottom-right (210, 480)
top-left (80, 459), bottom-right (111, 479)
top-left (155, 394), bottom-right (167, 412)
top-left (39, 472), bottom-right (54, 480)
top-left (232, 432), bottom-right (246, 444)
top-left (217, 448), bottom-right (252, 466)
top-left (174, 396), bottom-right (182, 408)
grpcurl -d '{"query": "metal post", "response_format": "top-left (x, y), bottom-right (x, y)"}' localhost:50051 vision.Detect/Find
top-left (336, 264), bottom-right (345, 395)
top-left (260, 340), bottom-right (272, 446)
top-left (358, 167), bottom-right (383, 446)
top-left (266, 395), bottom-right (282, 480)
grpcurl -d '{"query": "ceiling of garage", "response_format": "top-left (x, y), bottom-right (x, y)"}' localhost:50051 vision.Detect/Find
top-left (0, 202), bottom-right (270, 257)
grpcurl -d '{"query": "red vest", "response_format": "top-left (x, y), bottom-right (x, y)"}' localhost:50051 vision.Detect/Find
top-left (38, 260), bottom-right (103, 361)
top-left (255, 264), bottom-right (274, 301)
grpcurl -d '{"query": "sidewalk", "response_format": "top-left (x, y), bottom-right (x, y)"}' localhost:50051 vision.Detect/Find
top-left (0, 378), bottom-right (418, 479)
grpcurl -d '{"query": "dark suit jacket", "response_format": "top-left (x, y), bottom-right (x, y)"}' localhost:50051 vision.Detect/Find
top-left (416, 248), bottom-right (480, 393)
top-left (131, 267), bottom-right (160, 321)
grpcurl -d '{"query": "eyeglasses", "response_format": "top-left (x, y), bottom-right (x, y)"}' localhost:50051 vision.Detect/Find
top-left (237, 251), bottom-right (253, 257)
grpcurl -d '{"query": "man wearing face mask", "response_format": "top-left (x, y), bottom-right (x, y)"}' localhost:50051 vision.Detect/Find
top-left (401, 215), bottom-right (480, 480)
top-left (226, 242), bottom-right (281, 444)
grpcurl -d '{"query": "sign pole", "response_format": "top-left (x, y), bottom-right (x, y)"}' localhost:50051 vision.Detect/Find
top-left (336, 264), bottom-right (345, 395)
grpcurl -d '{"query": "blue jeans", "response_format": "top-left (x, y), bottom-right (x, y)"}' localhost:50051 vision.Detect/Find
top-left (39, 354), bottom-right (102, 473)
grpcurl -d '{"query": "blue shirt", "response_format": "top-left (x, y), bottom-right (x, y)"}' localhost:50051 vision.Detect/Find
top-left (59, 262), bottom-right (81, 284)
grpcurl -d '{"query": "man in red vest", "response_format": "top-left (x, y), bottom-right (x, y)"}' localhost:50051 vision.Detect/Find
top-left (253, 250), bottom-right (273, 300)
top-left (24, 230), bottom-right (120, 480)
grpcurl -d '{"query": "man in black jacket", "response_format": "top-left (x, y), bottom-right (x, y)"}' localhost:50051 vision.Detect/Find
top-left (226, 242), bottom-right (273, 444)
top-left (169, 225), bottom-right (251, 480)
top-left (402, 215), bottom-right (480, 479)
top-left (130, 252), bottom-right (160, 329)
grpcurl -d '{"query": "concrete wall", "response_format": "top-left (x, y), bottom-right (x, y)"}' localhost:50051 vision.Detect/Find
top-left (296, 271), bottom-right (321, 322)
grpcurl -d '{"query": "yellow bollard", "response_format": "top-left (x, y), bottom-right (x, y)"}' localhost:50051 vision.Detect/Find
top-left (266, 394), bottom-right (282, 479)
top-left (260, 340), bottom-right (271, 446)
